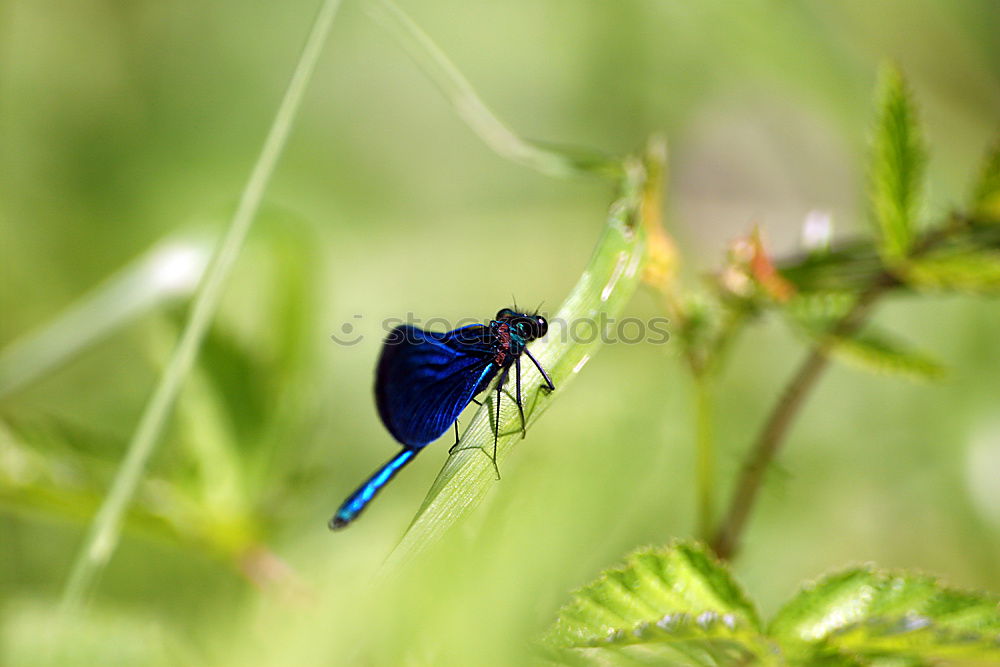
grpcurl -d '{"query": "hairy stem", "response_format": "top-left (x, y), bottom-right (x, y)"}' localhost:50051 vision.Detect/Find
top-left (710, 276), bottom-right (892, 560)
top-left (708, 217), bottom-right (968, 559)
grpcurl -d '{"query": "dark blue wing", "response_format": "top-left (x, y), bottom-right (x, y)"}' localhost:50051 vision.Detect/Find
top-left (375, 324), bottom-right (498, 448)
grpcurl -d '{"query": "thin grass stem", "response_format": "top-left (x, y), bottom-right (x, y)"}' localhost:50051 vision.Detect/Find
top-left (58, 0), bottom-right (343, 613)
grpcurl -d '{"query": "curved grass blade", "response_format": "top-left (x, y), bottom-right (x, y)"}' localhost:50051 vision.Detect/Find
top-left (366, 0), bottom-right (620, 180)
top-left (384, 151), bottom-right (659, 568)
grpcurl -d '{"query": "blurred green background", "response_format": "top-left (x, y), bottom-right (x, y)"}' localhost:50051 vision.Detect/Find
top-left (2, 1), bottom-right (999, 664)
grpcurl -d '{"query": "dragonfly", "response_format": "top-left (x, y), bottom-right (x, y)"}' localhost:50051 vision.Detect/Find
top-left (329, 307), bottom-right (554, 529)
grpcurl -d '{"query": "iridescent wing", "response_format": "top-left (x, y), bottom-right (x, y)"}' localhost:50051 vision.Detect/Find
top-left (375, 324), bottom-right (498, 448)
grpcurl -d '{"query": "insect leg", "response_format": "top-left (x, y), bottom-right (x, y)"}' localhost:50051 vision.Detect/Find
top-left (491, 370), bottom-right (506, 480)
top-left (515, 355), bottom-right (526, 438)
top-left (524, 348), bottom-right (555, 391)
top-left (449, 419), bottom-right (461, 453)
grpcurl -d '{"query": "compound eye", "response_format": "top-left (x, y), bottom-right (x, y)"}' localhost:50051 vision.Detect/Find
top-left (496, 307), bottom-right (516, 320)
top-left (535, 316), bottom-right (548, 338)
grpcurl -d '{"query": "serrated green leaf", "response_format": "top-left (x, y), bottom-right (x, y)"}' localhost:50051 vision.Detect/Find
top-left (901, 251), bottom-right (1000, 294)
top-left (546, 545), bottom-right (1000, 666)
top-left (827, 328), bottom-right (945, 382)
top-left (787, 298), bottom-right (945, 382)
top-left (543, 542), bottom-right (776, 666)
top-left (770, 567), bottom-right (1000, 665)
top-left (970, 138), bottom-right (1000, 221)
top-left (870, 65), bottom-right (926, 260)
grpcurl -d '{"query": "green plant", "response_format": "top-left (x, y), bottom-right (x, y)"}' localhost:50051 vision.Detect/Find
top-left (537, 64), bottom-right (1000, 666)
top-left (2, 3), bottom-right (998, 666)
top-left (544, 542), bottom-right (1000, 666)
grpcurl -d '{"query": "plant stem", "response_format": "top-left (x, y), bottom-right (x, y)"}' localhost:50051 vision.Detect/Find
top-left (710, 276), bottom-right (892, 560)
top-left (708, 218), bottom-right (965, 559)
top-left (694, 373), bottom-right (715, 540)
top-left (58, 0), bottom-right (342, 614)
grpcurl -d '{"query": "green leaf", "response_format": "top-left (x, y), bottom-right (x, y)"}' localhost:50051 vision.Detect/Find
top-left (778, 240), bottom-right (886, 294)
top-left (543, 542), bottom-right (776, 666)
top-left (970, 138), bottom-right (1000, 221)
top-left (870, 65), bottom-right (926, 260)
top-left (902, 250), bottom-right (1000, 294)
top-left (829, 329), bottom-right (946, 381)
top-left (785, 292), bottom-right (856, 325)
top-left (786, 296), bottom-right (945, 382)
top-left (770, 567), bottom-right (1000, 665)
top-left (383, 148), bottom-right (658, 567)
top-left (545, 544), bottom-right (1000, 665)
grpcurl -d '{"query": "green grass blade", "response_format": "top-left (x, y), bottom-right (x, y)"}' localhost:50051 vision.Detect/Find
top-left (903, 249), bottom-right (1000, 293)
top-left (383, 153), bottom-right (656, 568)
top-left (366, 0), bottom-right (619, 179)
top-left (58, 0), bottom-right (343, 613)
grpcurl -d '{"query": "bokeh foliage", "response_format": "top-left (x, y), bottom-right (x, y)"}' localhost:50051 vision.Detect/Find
top-left (2, 1), bottom-right (1000, 665)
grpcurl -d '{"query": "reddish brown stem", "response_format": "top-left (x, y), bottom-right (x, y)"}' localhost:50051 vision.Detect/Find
top-left (709, 277), bottom-right (892, 560)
